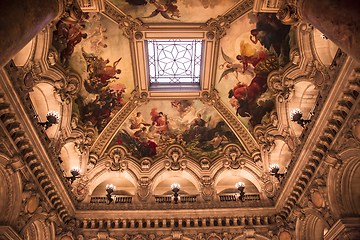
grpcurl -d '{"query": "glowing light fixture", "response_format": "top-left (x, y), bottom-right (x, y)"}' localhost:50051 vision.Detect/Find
top-left (290, 109), bottom-right (311, 127)
top-left (269, 163), bottom-right (284, 181)
top-left (66, 167), bottom-right (81, 184)
top-left (235, 182), bottom-right (245, 202)
top-left (171, 183), bottom-right (180, 204)
top-left (38, 111), bottom-right (61, 129)
top-left (106, 184), bottom-right (115, 204)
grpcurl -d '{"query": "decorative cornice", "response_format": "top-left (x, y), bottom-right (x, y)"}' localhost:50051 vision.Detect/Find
top-left (223, 0), bottom-right (254, 24)
top-left (276, 58), bottom-right (360, 219)
top-left (0, 64), bottom-right (76, 223)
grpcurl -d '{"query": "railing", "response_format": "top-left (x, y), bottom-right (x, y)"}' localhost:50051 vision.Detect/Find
top-left (180, 195), bottom-right (197, 203)
top-left (155, 195), bottom-right (198, 203)
top-left (219, 193), bottom-right (261, 202)
top-left (90, 195), bottom-right (133, 204)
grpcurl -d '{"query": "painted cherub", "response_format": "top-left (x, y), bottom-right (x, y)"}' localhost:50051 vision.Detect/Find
top-left (143, 0), bottom-right (180, 21)
top-left (218, 48), bottom-right (255, 82)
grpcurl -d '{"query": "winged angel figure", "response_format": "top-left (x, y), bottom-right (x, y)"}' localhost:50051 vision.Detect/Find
top-left (218, 48), bottom-right (255, 83)
top-left (142, 0), bottom-right (180, 21)
top-left (81, 48), bottom-right (122, 93)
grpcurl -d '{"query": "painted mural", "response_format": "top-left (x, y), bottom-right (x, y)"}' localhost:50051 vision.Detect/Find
top-left (216, 12), bottom-right (296, 131)
top-left (111, 0), bottom-right (238, 23)
top-left (107, 100), bottom-right (242, 160)
top-left (52, 12), bottom-right (135, 134)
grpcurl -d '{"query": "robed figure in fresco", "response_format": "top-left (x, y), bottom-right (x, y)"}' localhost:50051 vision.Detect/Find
top-left (219, 12), bottom-right (293, 130)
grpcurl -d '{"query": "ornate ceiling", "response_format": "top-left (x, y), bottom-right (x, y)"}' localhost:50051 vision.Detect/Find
top-left (2, 0), bottom-right (360, 239)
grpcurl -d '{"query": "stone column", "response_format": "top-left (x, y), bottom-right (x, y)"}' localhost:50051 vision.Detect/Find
top-left (0, 0), bottom-right (62, 68)
top-left (277, 0), bottom-right (360, 63)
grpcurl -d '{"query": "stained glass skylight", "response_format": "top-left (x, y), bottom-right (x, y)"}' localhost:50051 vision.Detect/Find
top-left (146, 39), bottom-right (204, 90)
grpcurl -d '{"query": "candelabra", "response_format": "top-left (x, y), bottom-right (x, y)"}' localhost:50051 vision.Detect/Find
top-left (106, 184), bottom-right (115, 204)
top-left (171, 183), bottom-right (180, 204)
top-left (66, 167), bottom-right (81, 184)
top-left (38, 111), bottom-right (60, 129)
top-left (269, 164), bottom-right (284, 181)
top-left (290, 109), bottom-right (311, 127)
top-left (235, 182), bottom-right (245, 202)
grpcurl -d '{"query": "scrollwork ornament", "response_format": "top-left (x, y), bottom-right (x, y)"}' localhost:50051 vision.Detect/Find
top-left (276, 3), bottom-right (300, 25)
top-left (47, 49), bottom-right (58, 66)
top-left (54, 74), bottom-right (81, 104)
top-left (268, 74), bottom-right (294, 103)
top-left (255, 129), bottom-right (275, 153)
top-left (200, 158), bottom-right (210, 170)
top-left (74, 130), bottom-right (94, 155)
top-left (73, 183), bottom-right (88, 202)
top-left (165, 146), bottom-right (186, 171)
top-left (199, 89), bottom-right (220, 106)
top-left (102, 0), bottom-right (146, 40)
top-left (109, 147), bottom-right (126, 171)
top-left (137, 177), bottom-right (151, 201)
top-left (224, 145), bottom-right (243, 169)
top-left (200, 176), bottom-right (214, 201)
top-left (201, 16), bottom-right (231, 39)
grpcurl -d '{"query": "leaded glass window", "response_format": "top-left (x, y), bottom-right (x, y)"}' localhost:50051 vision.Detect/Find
top-left (146, 39), bottom-right (204, 90)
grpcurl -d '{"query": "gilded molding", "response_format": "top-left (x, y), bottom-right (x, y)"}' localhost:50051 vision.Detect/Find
top-left (102, 0), bottom-right (146, 40)
top-left (200, 90), bottom-right (260, 156)
top-left (90, 89), bottom-right (149, 156)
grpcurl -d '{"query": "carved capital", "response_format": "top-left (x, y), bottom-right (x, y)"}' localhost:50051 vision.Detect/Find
top-left (276, 3), bottom-right (300, 25)
top-left (137, 177), bottom-right (151, 201)
top-left (200, 176), bottom-right (214, 201)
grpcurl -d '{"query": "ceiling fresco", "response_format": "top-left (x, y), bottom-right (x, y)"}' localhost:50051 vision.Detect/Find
top-left (49, 3), bottom-right (297, 162)
top-left (106, 100), bottom-right (243, 160)
top-left (52, 12), bottom-right (135, 134)
top-left (215, 12), bottom-right (296, 132)
top-left (110, 0), bottom-right (239, 23)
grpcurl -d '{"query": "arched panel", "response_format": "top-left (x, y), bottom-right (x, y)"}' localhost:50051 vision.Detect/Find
top-left (60, 143), bottom-right (81, 177)
top-left (29, 83), bottom-right (61, 138)
top-left (152, 170), bottom-right (201, 194)
top-left (289, 82), bottom-right (318, 136)
top-left (313, 28), bottom-right (338, 67)
top-left (13, 40), bottom-right (34, 67)
top-left (0, 155), bottom-right (22, 226)
top-left (304, 214), bottom-right (329, 240)
top-left (269, 139), bottom-right (291, 172)
top-left (92, 177), bottom-right (136, 196)
top-left (349, 161), bottom-right (360, 215)
top-left (214, 169), bottom-right (262, 193)
top-left (153, 176), bottom-right (198, 195)
top-left (88, 170), bottom-right (137, 195)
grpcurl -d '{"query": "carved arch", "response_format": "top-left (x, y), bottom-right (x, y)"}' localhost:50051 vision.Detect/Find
top-left (0, 154), bottom-right (22, 227)
top-left (328, 148), bottom-right (360, 218)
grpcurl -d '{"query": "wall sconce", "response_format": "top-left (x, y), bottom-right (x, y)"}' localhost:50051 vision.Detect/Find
top-left (320, 34), bottom-right (328, 39)
top-left (171, 183), bottom-right (180, 204)
top-left (235, 182), bottom-right (245, 202)
top-left (38, 111), bottom-right (60, 129)
top-left (269, 164), bottom-right (284, 181)
top-left (106, 184), bottom-right (115, 204)
top-left (290, 109), bottom-right (311, 127)
top-left (66, 167), bottom-right (81, 184)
